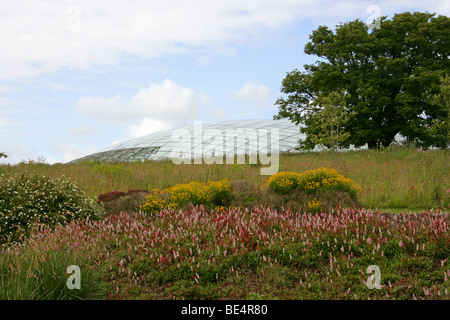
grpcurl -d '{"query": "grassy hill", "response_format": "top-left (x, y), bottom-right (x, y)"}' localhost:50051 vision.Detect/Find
top-left (1, 146), bottom-right (448, 211)
top-left (1, 146), bottom-right (449, 300)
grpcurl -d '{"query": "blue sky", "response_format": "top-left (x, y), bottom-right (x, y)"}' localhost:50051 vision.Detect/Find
top-left (1, 0), bottom-right (449, 164)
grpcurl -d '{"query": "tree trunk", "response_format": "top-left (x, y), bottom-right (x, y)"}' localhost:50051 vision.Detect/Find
top-left (382, 132), bottom-right (398, 148)
top-left (367, 140), bottom-right (378, 149)
top-left (331, 126), bottom-right (335, 167)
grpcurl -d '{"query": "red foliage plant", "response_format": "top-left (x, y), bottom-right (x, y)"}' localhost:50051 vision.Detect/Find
top-left (97, 190), bottom-right (149, 204)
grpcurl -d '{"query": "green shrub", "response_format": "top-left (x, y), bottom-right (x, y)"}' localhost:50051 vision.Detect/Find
top-left (0, 174), bottom-right (104, 246)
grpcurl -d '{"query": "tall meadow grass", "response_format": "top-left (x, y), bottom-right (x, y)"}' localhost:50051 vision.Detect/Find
top-left (1, 147), bottom-right (448, 210)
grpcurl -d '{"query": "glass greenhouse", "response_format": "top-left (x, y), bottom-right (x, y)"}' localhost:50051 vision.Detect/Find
top-left (69, 119), bottom-right (307, 164)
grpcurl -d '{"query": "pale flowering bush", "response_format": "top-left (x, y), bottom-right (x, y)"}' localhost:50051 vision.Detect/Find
top-left (0, 173), bottom-right (104, 246)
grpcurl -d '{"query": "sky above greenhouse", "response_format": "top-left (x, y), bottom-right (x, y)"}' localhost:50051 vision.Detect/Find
top-left (1, 0), bottom-right (449, 164)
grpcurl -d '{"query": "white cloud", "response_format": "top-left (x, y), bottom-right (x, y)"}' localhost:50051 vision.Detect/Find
top-left (195, 55), bottom-right (215, 67)
top-left (61, 145), bottom-right (89, 163)
top-left (5, 0), bottom-right (447, 81)
top-left (0, 117), bottom-right (18, 127)
top-left (126, 119), bottom-right (176, 140)
top-left (52, 143), bottom-right (98, 163)
top-left (0, 0), bottom-right (302, 80)
top-left (75, 94), bottom-right (130, 124)
top-left (0, 130), bottom-right (94, 164)
top-left (231, 82), bottom-right (272, 103)
top-left (0, 141), bottom-right (37, 164)
top-left (76, 79), bottom-right (198, 139)
top-left (0, 85), bottom-right (16, 94)
top-left (435, 0), bottom-right (450, 13)
top-left (131, 80), bottom-right (198, 122)
top-left (47, 82), bottom-right (86, 92)
top-left (45, 156), bottom-right (62, 165)
top-left (68, 126), bottom-right (97, 136)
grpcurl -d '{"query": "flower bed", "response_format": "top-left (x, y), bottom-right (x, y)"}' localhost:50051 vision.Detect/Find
top-left (2, 206), bottom-right (448, 300)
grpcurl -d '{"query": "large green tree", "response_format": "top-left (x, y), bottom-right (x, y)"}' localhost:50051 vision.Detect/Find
top-left (425, 75), bottom-right (450, 149)
top-left (275, 12), bottom-right (449, 149)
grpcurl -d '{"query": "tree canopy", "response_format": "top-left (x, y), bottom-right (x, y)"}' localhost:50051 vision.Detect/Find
top-left (275, 12), bottom-right (449, 149)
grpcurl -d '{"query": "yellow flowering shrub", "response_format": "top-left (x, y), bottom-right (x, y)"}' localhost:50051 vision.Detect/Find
top-left (266, 171), bottom-right (300, 194)
top-left (266, 168), bottom-right (361, 198)
top-left (308, 198), bottom-right (323, 213)
top-left (141, 179), bottom-right (232, 214)
top-left (207, 179), bottom-right (233, 205)
top-left (140, 189), bottom-right (177, 213)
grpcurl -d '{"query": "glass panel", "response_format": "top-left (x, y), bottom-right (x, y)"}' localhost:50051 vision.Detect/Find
top-left (69, 119), bottom-right (309, 164)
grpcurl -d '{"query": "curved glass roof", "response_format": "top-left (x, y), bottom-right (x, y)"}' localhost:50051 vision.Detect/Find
top-left (69, 119), bottom-right (306, 163)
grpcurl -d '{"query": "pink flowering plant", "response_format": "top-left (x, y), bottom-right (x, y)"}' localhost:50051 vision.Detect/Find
top-left (2, 204), bottom-right (448, 300)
